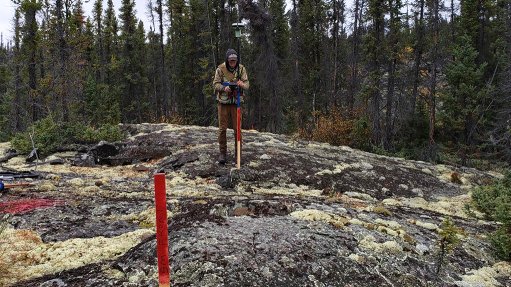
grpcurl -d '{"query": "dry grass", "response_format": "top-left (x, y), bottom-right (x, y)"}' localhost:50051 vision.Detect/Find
top-left (450, 172), bottom-right (463, 184)
top-left (157, 113), bottom-right (191, 125)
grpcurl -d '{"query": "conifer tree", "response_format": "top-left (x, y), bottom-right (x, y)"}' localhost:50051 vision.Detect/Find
top-left (365, 0), bottom-right (385, 146)
top-left (268, 0), bottom-right (290, 131)
top-left (347, 0), bottom-right (364, 112)
top-left (19, 0), bottom-right (42, 122)
top-left (383, 0), bottom-right (403, 150)
top-left (156, 0), bottom-right (170, 118)
top-left (487, 0), bottom-right (511, 161)
top-left (289, 0), bottom-right (303, 127)
top-left (104, 0), bottom-right (119, 86)
top-left (119, 0), bottom-right (146, 122)
top-left (167, 0), bottom-right (193, 118)
top-left (83, 0), bottom-right (121, 125)
top-left (66, 0), bottom-right (94, 122)
top-left (240, 0), bottom-right (283, 132)
top-left (190, 0), bottom-right (217, 125)
top-left (11, 8), bottom-right (24, 132)
top-left (51, 0), bottom-right (71, 121)
top-left (92, 0), bottom-right (105, 83)
top-left (296, 0), bottom-right (327, 120)
top-left (411, 0), bottom-right (425, 117)
top-left (459, 0), bottom-right (492, 64)
top-left (424, 0), bottom-right (442, 160)
top-left (146, 23), bottom-right (161, 121)
top-left (0, 34), bottom-right (12, 138)
top-left (443, 34), bottom-right (487, 147)
top-left (325, 0), bottom-right (346, 107)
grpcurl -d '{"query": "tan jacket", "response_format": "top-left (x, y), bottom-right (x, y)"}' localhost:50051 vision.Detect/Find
top-left (213, 63), bottom-right (249, 104)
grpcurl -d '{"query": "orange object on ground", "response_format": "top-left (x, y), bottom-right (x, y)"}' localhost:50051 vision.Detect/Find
top-left (3, 182), bottom-right (33, 189)
top-left (154, 173), bottom-right (170, 287)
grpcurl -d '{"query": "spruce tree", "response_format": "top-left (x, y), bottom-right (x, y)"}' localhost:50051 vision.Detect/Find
top-left (19, 0), bottom-right (42, 122)
top-left (443, 34), bottom-right (487, 147)
top-left (104, 0), bottom-right (119, 86)
top-left (167, 0), bottom-right (195, 119)
top-left (92, 0), bottom-right (105, 83)
top-left (365, 0), bottom-right (385, 146)
top-left (190, 0), bottom-right (217, 125)
top-left (383, 0), bottom-right (403, 150)
top-left (296, 0), bottom-right (327, 120)
top-left (119, 0), bottom-right (144, 122)
top-left (0, 35), bottom-right (11, 138)
top-left (268, 0), bottom-right (291, 132)
top-left (12, 8), bottom-right (24, 132)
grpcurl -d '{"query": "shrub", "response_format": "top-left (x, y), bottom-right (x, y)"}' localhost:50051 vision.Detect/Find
top-left (436, 217), bottom-right (463, 274)
top-left (298, 108), bottom-right (371, 150)
top-left (472, 171), bottom-right (511, 260)
top-left (11, 116), bottom-right (125, 157)
top-left (11, 116), bottom-right (61, 156)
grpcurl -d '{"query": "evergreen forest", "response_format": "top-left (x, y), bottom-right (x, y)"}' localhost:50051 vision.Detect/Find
top-left (0, 0), bottom-right (510, 168)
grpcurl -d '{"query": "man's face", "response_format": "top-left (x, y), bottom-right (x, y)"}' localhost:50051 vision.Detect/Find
top-left (228, 58), bottom-right (237, 68)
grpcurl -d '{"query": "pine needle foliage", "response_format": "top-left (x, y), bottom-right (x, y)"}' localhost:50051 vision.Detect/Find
top-left (436, 217), bottom-right (463, 274)
top-left (11, 116), bottom-right (124, 156)
top-left (472, 171), bottom-right (511, 260)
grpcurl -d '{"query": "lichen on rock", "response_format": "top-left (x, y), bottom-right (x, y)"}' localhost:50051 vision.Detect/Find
top-left (0, 123), bottom-right (505, 286)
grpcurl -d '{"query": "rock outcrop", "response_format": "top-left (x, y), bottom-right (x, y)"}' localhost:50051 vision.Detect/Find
top-left (0, 124), bottom-right (509, 286)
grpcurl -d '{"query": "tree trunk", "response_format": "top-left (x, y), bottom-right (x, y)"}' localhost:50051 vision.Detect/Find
top-left (12, 9), bottom-right (23, 132)
top-left (332, 0), bottom-right (339, 107)
top-left (56, 0), bottom-right (69, 121)
top-left (348, 0), bottom-right (364, 112)
top-left (427, 0), bottom-right (440, 161)
top-left (411, 0), bottom-right (425, 117)
top-left (157, 0), bottom-right (169, 118)
top-left (290, 0), bottom-right (303, 125)
top-left (369, 0), bottom-right (385, 146)
top-left (24, 3), bottom-right (39, 122)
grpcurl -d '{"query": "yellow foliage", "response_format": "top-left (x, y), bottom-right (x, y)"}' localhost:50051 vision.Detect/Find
top-left (303, 108), bottom-right (363, 147)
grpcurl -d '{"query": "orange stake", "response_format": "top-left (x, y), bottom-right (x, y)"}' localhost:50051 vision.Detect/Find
top-left (6, 183), bottom-right (33, 188)
top-left (0, 182), bottom-right (33, 191)
top-left (154, 173), bottom-right (170, 287)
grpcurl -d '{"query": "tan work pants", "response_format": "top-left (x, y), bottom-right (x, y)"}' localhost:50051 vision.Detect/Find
top-left (218, 103), bottom-right (241, 155)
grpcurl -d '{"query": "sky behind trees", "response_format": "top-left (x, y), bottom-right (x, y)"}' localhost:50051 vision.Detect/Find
top-left (0, 0), bottom-right (149, 42)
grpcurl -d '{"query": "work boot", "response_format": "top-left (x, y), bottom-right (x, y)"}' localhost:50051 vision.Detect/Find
top-left (218, 153), bottom-right (226, 165)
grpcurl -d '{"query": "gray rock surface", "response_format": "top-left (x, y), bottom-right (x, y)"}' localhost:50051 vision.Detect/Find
top-left (0, 123), bottom-right (509, 287)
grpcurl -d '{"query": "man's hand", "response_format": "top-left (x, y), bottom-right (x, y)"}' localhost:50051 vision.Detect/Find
top-left (236, 80), bottom-right (245, 89)
top-left (224, 86), bottom-right (231, 93)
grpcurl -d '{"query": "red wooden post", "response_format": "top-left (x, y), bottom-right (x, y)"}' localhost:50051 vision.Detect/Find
top-left (154, 173), bottom-right (170, 287)
top-left (236, 96), bottom-right (242, 168)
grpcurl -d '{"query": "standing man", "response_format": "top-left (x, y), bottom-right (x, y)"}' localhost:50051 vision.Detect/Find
top-left (213, 48), bottom-right (249, 164)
